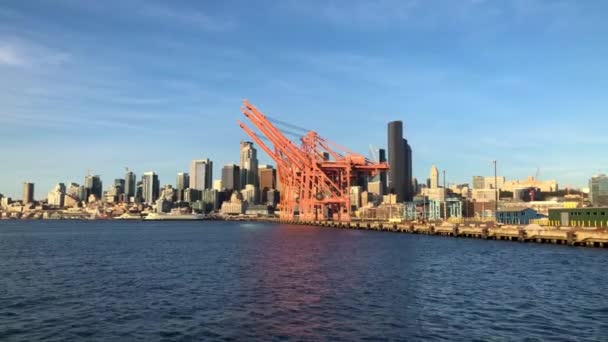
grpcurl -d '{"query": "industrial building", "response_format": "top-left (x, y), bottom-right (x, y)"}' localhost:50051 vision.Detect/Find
top-left (496, 208), bottom-right (542, 225)
top-left (548, 208), bottom-right (608, 227)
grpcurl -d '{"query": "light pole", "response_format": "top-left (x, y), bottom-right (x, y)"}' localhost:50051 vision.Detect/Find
top-left (493, 160), bottom-right (498, 216)
top-left (443, 170), bottom-right (447, 221)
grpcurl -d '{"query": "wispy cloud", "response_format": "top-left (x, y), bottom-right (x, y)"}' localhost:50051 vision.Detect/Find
top-left (0, 38), bottom-right (71, 69)
top-left (0, 44), bottom-right (25, 66)
top-left (140, 3), bottom-right (235, 32)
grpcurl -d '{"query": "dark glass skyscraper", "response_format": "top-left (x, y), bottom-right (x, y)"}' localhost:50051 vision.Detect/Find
top-left (84, 175), bottom-right (102, 200)
top-left (222, 164), bottom-right (241, 192)
top-left (388, 121), bottom-right (412, 202)
top-left (125, 171), bottom-right (136, 201)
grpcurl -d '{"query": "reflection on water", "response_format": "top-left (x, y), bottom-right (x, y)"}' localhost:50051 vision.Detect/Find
top-left (0, 220), bottom-right (607, 341)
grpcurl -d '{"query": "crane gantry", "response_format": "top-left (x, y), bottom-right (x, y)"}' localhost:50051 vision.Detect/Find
top-left (238, 100), bottom-right (389, 222)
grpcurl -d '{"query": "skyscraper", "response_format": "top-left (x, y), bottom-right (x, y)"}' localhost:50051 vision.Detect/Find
top-left (114, 178), bottom-right (125, 196)
top-left (589, 174), bottom-right (608, 207)
top-left (125, 171), bottom-right (136, 201)
top-left (22, 182), bottom-right (34, 204)
top-left (142, 172), bottom-right (160, 205)
top-left (388, 121), bottom-right (413, 202)
top-left (84, 175), bottom-right (102, 200)
top-left (430, 165), bottom-right (439, 189)
top-left (189, 159), bottom-right (212, 190)
top-left (176, 172), bottom-right (190, 191)
top-left (258, 165), bottom-right (276, 190)
top-left (222, 164), bottom-right (241, 191)
top-left (240, 142), bottom-right (259, 189)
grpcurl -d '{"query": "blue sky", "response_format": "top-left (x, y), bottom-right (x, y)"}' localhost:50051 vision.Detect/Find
top-left (1, 0), bottom-right (607, 198)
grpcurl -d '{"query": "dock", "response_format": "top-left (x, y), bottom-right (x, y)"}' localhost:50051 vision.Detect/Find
top-left (279, 220), bottom-right (608, 248)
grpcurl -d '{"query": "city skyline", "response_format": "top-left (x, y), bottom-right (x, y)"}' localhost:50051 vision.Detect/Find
top-left (2, 1), bottom-right (608, 197)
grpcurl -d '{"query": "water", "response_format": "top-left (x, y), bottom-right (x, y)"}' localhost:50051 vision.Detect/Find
top-left (1, 221), bottom-right (607, 341)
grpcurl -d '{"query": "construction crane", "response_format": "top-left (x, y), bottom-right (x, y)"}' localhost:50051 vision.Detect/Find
top-left (238, 100), bottom-right (389, 222)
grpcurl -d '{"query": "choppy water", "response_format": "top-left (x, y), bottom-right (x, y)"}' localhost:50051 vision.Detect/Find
top-left (1, 221), bottom-right (607, 341)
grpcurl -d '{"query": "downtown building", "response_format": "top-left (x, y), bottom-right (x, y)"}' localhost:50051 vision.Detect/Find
top-left (22, 182), bottom-right (34, 204)
top-left (240, 142), bottom-right (259, 190)
top-left (222, 164), bottom-right (241, 192)
top-left (589, 174), bottom-right (608, 207)
top-left (142, 172), bottom-right (160, 205)
top-left (189, 158), bottom-right (213, 190)
top-left (124, 171), bottom-right (136, 202)
top-left (387, 121), bottom-right (413, 202)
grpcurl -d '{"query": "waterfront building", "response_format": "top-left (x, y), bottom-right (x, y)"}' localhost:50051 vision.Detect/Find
top-left (430, 165), bottom-right (439, 189)
top-left (22, 182), bottom-right (34, 204)
top-left (240, 142), bottom-right (259, 190)
top-left (212, 179), bottom-right (222, 191)
top-left (387, 121), bottom-right (413, 202)
top-left (189, 158), bottom-right (213, 190)
top-left (124, 171), bottom-right (136, 201)
top-left (549, 207), bottom-right (608, 227)
top-left (222, 164), bottom-right (241, 191)
top-left (142, 172), bottom-right (160, 205)
top-left (496, 208), bottom-right (542, 225)
top-left (589, 174), bottom-right (608, 207)
top-left (220, 191), bottom-right (247, 215)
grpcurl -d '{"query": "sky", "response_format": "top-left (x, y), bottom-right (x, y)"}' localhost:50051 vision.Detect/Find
top-left (1, 0), bottom-right (608, 198)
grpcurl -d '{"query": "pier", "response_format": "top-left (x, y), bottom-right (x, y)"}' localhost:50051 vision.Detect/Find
top-left (277, 220), bottom-right (608, 248)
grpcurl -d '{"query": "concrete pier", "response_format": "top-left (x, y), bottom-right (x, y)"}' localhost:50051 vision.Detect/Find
top-left (282, 219), bottom-right (608, 249)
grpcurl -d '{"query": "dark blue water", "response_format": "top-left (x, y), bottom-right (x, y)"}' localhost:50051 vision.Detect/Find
top-left (1, 221), bottom-right (607, 341)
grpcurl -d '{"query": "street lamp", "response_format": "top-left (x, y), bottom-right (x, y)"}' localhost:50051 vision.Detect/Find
top-left (493, 160), bottom-right (498, 216)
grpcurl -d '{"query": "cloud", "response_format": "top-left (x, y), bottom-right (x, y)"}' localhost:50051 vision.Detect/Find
top-left (140, 3), bottom-right (235, 32)
top-left (0, 38), bottom-right (71, 68)
top-left (0, 45), bottom-right (26, 66)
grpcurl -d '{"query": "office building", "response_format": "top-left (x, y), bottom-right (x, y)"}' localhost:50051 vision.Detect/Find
top-left (189, 158), bottom-right (212, 190)
top-left (22, 182), bottom-right (34, 204)
top-left (176, 172), bottom-right (190, 191)
top-left (142, 172), bottom-right (160, 205)
top-left (84, 175), bottom-right (102, 200)
top-left (258, 165), bottom-right (276, 190)
top-left (589, 174), bottom-right (608, 207)
top-left (222, 164), bottom-right (241, 191)
top-left (125, 171), bottom-right (136, 201)
top-left (47, 183), bottom-right (66, 207)
top-left (212, 179), bottom-right (222, 191)
top-left (430, 165), bottom-right (439, 189)
top-left (183, 188), bottom-right (202, 203)
top-left (240, 141), bottom-right (259, 189)
top-left (388, 121), bottom-right (413, 202)
top-left (240, 184), bottom-right (259, 204)
top-left (472, 176), bottom-right (485, 190)
top-left (114, 179), bottom-right (125, 196)
top-left (202, 189), bottom-right (221, 213)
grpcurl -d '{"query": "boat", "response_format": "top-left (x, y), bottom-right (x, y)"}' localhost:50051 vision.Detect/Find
top-left (116, 213), bottom-right (142, 220)
top-left (143, 213), bottom-right (205, 221)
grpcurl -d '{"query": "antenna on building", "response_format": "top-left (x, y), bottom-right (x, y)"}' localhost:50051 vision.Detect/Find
top-left (535, 167), bottom-right (540, 180)
top-left (125, 166), bottom-right (129, 173)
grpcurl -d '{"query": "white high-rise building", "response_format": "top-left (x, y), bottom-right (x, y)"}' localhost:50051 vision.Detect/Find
top-left (47, 183), bottom-right (66, 207)
top-left (189, 158), bottom-right (213, 190)
top-left (430, 165), bottom-right (439, 189)
top-left (212, 179), bottom-right (222, 191)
